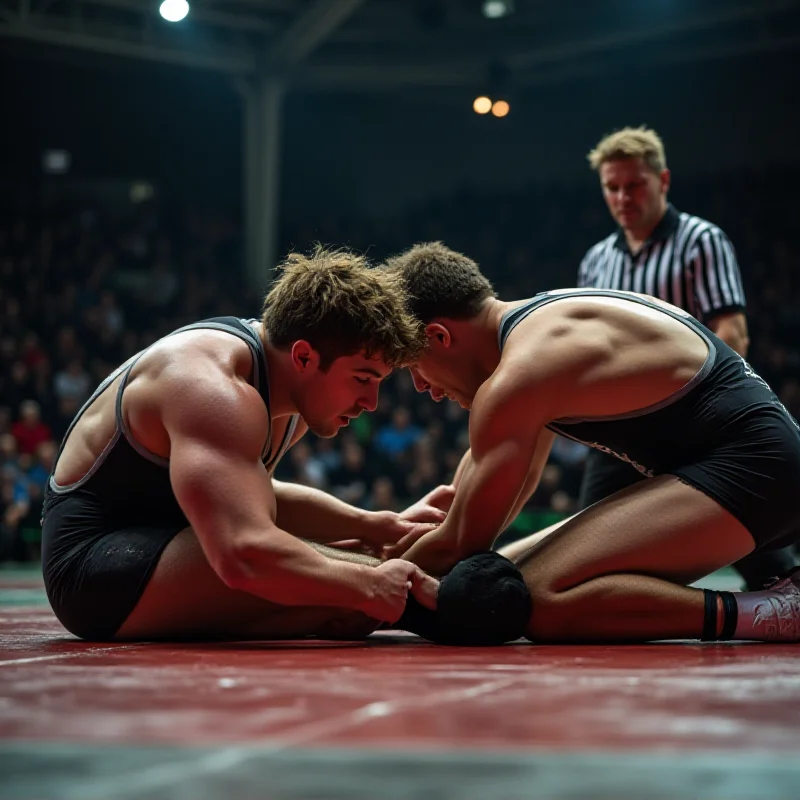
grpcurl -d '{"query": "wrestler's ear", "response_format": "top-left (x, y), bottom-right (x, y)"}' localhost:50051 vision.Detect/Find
top-left (290, 340), bottom-right (320, 374)
top-left (425, 323), bottom-right (451, 349)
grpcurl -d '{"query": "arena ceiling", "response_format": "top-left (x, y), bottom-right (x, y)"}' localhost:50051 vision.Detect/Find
top-left (1, 0), bottom-right (798, 91)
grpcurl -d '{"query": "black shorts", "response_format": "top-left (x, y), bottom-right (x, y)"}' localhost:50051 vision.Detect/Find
top-left (578, 407), bottom-right (800, 552)
top-left (666, 407), bottom-right (800, 551)
top-left (41, 489), bottom-right (184, 641)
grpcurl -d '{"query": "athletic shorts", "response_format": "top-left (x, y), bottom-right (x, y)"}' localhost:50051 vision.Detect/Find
top-left (577, 444), bottom-right (798, 587)
top-left (41, 489), bottom-right (183, 641)
top-left (665, 406), bottom-right (800, 551)
top-left (576, 404), bottom-right (800, 551)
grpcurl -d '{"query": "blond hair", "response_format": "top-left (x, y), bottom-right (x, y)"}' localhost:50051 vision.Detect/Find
top-left (587, 126), bottom-right (667, 173)
top-left (262, 246), bottom-right (425, 369)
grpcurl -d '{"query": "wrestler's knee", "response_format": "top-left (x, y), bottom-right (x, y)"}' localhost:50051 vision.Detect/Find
top-left (523, 573), bottom-right (586, 643)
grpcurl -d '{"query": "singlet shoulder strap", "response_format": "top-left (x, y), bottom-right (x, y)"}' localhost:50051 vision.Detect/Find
top-left (265, 415), bottom-right (300, 472)
top-left (191, 316), bottom-right (302, 468)
top-left (48, 354), bottom-right (139, 492)
top-left (111, 316), bottom-right (272, 466)
top-left (498, 288), bottom-right (718, 353)
top-left (497, 294), bottom-right (549, 351)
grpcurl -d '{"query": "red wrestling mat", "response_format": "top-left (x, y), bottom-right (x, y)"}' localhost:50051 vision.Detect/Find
top-left (2, 605), bottom-right (799, 754)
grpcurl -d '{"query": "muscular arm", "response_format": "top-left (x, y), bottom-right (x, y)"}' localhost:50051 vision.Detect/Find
top-left (162, 365), bottom-right (378, 611)
top-left (707, 311), bottom-right (749, 357)
top-left (402, 370), bottom-right (554, 574)
top-left (452, 448), bottom-right (471, 489)
top-left (271, 423), bottom-right (438, 547)
top-left (448, 429), bottom-right (555, 531)
top-left (267, 421), bottom-right (373, 542)
top-left (272, 479), bottom-right (376, 543)
top-left (500, 429), bottom-right (556, 528)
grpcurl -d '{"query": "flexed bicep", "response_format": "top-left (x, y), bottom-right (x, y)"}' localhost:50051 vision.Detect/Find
top-left (160, 365), bottom-right (277, 578)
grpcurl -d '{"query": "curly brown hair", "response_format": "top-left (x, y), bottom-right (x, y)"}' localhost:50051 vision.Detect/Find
top-left (262, 246), bottom-right (425, 369)
top-left (384, 241), bottom-right (496, 324)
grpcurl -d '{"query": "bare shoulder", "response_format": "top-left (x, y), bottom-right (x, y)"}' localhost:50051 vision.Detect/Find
top-left (127, 329), bottom-right (268, 455)
top-left (134, 327), bottom-right (255, 382)
top-left (498, 303), bottom-right (608, 388)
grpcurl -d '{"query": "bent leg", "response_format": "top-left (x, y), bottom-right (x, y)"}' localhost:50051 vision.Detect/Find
top-left (116, 527), bottom-right (378, 641)
top-left (497, 515), bottom-right (576, 564)
top-left (498, 454), bottom-right (640, 565)
top-left (517, 475), bottom-right (757, 642)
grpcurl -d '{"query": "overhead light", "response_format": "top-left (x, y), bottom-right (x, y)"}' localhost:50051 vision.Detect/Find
top-left (491, 100), bottom-right (510, 118)
top-left (473, 96), bottom-right (492, 114)
top-left (130, 182), bottom-right (155, 204)
top-left (482, 0), bottom-right (514, 20)
top-left (159, 0), bottom-right (189, 22)
top-left (42, 150), bottom-right (71, 175)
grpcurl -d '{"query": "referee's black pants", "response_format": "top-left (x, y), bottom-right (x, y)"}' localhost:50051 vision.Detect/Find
top-left (577, 449), bottom-right (798, 591)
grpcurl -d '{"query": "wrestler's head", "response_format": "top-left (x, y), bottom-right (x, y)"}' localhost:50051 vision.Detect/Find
top-left (384, 242), bottom-right (497, 409)
top-left (262, 246), bottom-right (424, 437)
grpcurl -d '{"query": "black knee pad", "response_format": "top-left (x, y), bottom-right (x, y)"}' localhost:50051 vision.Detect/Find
top-left (396, 552), bottom-right (532, 646)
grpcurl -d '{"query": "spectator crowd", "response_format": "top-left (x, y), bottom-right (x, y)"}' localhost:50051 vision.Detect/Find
top-left (2, 167), bottom-right (799, 561)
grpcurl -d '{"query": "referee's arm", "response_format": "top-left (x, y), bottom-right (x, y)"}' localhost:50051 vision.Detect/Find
top-left (691, 229), bottom-right (750, 357)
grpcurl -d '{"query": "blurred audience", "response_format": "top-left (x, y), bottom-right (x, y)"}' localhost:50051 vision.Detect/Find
top-left (1, 166), bottom-right (798, 561)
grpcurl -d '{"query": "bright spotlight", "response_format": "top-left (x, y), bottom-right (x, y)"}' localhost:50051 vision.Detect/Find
top-left (160, 0), bottom-right (189, 22)
top-left (473, 96), bottom-right (492, 114)
top-left (482, 0), bottom-right (514, 20)
top-left (491, 99), bottom-right (510, 118)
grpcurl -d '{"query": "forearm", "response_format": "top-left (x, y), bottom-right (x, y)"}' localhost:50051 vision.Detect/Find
top-left (404, 446), bottom-right (529, 565)
top-left (500, 472), bottom-right (540, 533)
top-left (224, 525), bottom-right (377, 610)
top-left (499, 431), bottom-right (555, 531)
top-left (273, 480), bottom-right (374, 542)
top-left (450, 452), bottom-right (529, 552)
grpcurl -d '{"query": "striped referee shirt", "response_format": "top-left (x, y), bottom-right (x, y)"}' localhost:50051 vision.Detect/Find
top-left (577, 204), bottom-right (746, 322)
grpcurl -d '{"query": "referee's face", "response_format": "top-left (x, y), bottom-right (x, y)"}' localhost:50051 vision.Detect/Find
top-left (600, 157), bottom-right (668, 236)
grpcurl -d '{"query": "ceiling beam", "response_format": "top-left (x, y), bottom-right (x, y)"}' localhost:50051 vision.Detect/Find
top-left (0, 0), bottom-right (794, 88)
top-left (506, 0), bottom-right (793, 71)
top-left (77, 0), bottom-right (277, 34)
top-left (268, 0), bottom-right (365, 68)
top-left (295, 27), bottom-right (800, 93)
top-left (0, 18), bottom-right (255, 73)
top-left (508, 33), bottom-right (800, 91)
top-left (296, 61), bottom-right (478, 89)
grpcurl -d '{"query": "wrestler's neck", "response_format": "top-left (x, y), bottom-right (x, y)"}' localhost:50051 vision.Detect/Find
top-left (447, 299), bottom-right (505, 385)
top-left (254, 323), bottom-right (303, 419)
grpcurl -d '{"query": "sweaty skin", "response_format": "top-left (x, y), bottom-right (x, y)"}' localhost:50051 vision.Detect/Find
top-left (399, 290), bottom-right (744, 574)
top-left (53, 322), bottom-right (439, 640)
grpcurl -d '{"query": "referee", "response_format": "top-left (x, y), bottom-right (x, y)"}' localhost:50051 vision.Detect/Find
top-left (577, 126), bottom-right (796, 590)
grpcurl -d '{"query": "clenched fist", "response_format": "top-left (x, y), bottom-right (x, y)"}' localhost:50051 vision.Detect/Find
top-left (360, 559), bottom-right (439, 623)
